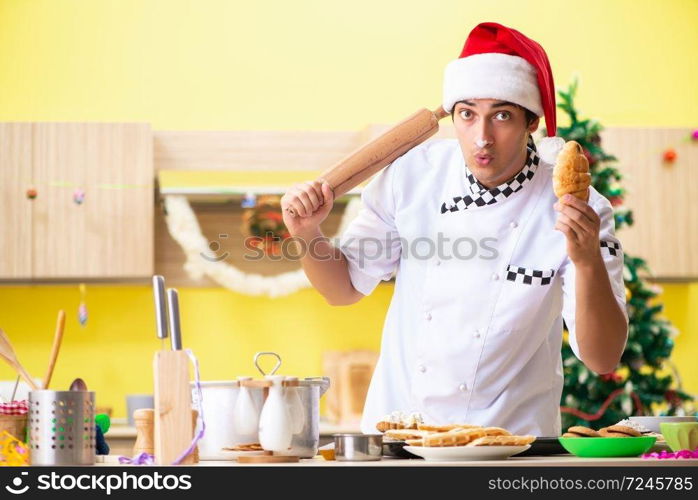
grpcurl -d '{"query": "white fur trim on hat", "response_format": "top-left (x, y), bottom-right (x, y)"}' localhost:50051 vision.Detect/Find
top-left (442, 53), bottom-right (543, 116)
top-left (536, 136), bottom-right (566, 165)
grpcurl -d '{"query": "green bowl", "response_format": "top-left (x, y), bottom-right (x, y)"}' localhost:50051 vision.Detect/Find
top-left (558, 436), bottom-right (656, 457)
top-left (659, 422), bottom-right (698, 452)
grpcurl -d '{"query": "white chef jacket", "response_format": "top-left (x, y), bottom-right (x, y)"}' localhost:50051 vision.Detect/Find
top-left (338, 138), bottom-right (628, 436)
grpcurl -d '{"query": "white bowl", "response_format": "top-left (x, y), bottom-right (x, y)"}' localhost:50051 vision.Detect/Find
top-left (628, 416), bottom-right (697, 433)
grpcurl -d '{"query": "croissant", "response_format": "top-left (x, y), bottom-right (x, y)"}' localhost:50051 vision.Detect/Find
top-left (552, 140), bottom-right (591, 202)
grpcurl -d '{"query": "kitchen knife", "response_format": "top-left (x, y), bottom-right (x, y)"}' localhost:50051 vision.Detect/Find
top-left (152, 276), bottom-right (169, 349)
top-left (166, 288), bottom-right (182, 350)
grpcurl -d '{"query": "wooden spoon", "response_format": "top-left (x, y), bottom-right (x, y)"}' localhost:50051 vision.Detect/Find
top-left (0, 328), bottom-right (39, 390)
top-left (42, 310), bottom-right (66, 390)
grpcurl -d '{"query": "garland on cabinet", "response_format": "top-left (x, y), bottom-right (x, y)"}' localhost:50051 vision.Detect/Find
top-left (162, 195), bottom-right (362, 297)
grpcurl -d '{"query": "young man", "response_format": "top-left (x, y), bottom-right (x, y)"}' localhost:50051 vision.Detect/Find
top-left (281, 22), bottom-right (628, 436)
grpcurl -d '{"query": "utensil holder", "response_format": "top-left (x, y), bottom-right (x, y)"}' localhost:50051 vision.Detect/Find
top-left (28, 390), bottom-right (96, 465)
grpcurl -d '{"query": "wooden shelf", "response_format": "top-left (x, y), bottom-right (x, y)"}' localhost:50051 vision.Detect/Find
top-left (158, 170), bottom-right (365, 197)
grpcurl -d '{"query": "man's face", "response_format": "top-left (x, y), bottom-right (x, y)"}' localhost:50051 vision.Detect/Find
top-left (453, 99), bottom-right (539, 189)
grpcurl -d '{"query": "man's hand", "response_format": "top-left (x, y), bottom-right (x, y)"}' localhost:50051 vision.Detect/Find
top-left (281, 181), bottom-right (334, 238)
top-left (554, 193), bottom-right (602, 268)
top-left (556, 193), bottom-right (629, 374)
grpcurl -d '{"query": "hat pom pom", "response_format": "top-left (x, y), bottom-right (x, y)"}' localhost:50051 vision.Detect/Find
top-left (536, 136), bottom-right (565, 165)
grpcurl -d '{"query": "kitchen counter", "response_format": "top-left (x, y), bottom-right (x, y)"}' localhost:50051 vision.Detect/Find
top-left (104, 421), bottom-right (696, 467)
top-left (105, 424), bottom-right (697, 467)
top-left (95, 455), bottom-right (698, 467)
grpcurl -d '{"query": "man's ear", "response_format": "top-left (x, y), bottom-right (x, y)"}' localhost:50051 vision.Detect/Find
top-left (528, 117), bottom-right (540, 134)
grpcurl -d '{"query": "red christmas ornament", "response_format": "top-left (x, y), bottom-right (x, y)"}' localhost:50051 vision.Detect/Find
top-left (26, 187), bottom-right (38, 199)
top-left (609, 196), bottom-right (624, 207)
top-left (664, 389), bottom-right (682, 407)
top-left (601, 372), bottom-right (622, 383)
top-left (663, 148), bottom-right (677, 163)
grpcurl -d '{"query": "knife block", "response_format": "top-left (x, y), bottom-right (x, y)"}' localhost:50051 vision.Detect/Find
top-left (154, 350), bottom-right (194, 465)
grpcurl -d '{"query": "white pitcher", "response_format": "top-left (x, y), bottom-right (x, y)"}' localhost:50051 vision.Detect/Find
top-left (258, 375), bottom-right (293, 452)
top-left (232, 376), bottom-right (260, 437)
top-left (284, 377), bottom-right (305, 434)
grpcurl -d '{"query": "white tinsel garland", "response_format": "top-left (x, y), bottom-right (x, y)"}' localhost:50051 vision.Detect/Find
top-left (163, 195), bottom-right (363, 297)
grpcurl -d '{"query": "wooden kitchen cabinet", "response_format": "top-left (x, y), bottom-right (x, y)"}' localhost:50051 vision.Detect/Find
top-left (0, 123), bottom-right (153, 280)
top-left (0, 124), bottom-right (33, 278)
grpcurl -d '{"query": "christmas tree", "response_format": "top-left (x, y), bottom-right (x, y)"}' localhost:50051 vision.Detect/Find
top-left (549, 79), bottom-right (695, 429)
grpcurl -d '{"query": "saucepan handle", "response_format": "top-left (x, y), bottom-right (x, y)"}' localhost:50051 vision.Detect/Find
top-left (254, 351), bottom-right (282, 376)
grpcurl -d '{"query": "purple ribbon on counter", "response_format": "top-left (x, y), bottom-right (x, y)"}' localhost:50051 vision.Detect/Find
top-left (119, 452), bottom-right (154, 465)
top-left (642, 448), bottom-right (698, 460)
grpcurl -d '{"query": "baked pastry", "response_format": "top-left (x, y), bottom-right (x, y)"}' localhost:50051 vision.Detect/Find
top-left (376, 421), bottom-right (406, 432)
top-left (383, 429), bottom-right (432, 441)
top-left (405, 424), bottom-right (529, 447)
top-left (565, 426), bottom-right (600, 437)
top-left (467, 435), bottom-right (536, 446)
top-left (423, 428), bottom-right (488, 447)
top-left (223, 443), bottom-right (263, 451)
top-left (375, 411), bottom-right (424, 432)
top-left (599, 425), bottom-right (641, 437)
top-left (481, 427), bottom-right (512, 437)
top-left (552, 140), bottom-right (591, 202)
top-left (418, 423), bottom-right (482, 432)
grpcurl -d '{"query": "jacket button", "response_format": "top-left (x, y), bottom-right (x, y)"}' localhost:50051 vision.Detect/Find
top-left (418, 364), bottom-right (426, 373)
top-left (510, 221), bottom-right (518, 229)
top-left (425, 312), bottom-right (432, 321)
top-left (491, 273), bottom-right (499, 281)
top-left (458, 383), bottom-right (468, 392)
top-left (436, 260), bottom-right (441, 267)
top-left (474, 330), bottom-right (481, 339)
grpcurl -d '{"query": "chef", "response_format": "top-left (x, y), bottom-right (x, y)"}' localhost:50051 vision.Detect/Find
top-left (280, 22), bottom-right (628, 436)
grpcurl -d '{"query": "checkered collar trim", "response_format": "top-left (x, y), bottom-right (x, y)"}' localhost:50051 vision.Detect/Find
top-left (441, 138), bottom-right (540, 214)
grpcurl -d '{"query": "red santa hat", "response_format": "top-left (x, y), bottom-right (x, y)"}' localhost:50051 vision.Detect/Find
top-left (442, 22), bottom-right (565, 163)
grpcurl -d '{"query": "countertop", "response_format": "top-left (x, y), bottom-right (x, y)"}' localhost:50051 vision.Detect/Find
top-left (95, 455), bottom-right (698, 467)
top-left (104, 421), bottom-right (696, 467)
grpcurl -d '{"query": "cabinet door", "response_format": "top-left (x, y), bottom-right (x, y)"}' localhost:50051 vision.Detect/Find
top-left (600, 128), bottom-right (698, 278)
top-left (0, 123), bottom-right (33, 278)
top-left (32, 123), bottom-right (153, 278)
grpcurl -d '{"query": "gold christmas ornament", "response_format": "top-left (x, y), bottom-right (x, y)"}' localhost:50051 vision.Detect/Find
top-left (240, 195), bottom-right (290, 256)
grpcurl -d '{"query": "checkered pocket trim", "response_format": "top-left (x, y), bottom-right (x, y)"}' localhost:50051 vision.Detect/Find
top-left (506, 266), bottom-right (556, 285)
top-left (600, 240), bottom-right (622, 256)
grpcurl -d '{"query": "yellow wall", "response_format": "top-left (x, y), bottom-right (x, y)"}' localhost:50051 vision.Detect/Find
top-left (1, 0), bottom-right (697, 129)
top-left (0, 0), bottom-right (696, 417)
top-left (658, 283), bottom-right (698, 400)
top-left (0, 285), bottom-right (391, 415)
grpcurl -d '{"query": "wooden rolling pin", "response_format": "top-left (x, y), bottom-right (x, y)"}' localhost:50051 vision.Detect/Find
top-left (287, 105), bottom-right (449, 215)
